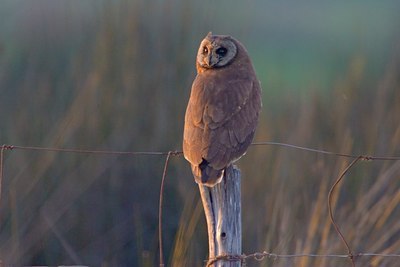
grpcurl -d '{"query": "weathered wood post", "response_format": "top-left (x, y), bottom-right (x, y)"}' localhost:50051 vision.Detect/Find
top-left (198, 165), bottom-right (241, 267)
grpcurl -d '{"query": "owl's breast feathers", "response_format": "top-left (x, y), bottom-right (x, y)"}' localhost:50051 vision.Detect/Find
top-left (183, 71), bottom-right (262, 186)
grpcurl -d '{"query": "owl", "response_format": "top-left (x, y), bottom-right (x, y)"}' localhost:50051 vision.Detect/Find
top-left (183, 33), bottom-right (262, 187)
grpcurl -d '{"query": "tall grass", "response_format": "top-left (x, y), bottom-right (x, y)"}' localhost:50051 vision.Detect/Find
top-left (0, 1), bottom-right (399, 266)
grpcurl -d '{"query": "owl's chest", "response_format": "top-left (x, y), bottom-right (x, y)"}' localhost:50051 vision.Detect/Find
top-left (194, 72), bottom-right (232, 99)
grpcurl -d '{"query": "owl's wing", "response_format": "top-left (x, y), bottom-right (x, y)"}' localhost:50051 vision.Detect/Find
top-left (202, 77), bottom-right (261, 169)
top-left (183, 75), bottom-right (262, 170)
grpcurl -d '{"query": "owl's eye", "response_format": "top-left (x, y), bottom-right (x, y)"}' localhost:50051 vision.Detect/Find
top-left (216, 47), bottom-right (227, 56)
top-left (203, 46), bottom-right (208, 54)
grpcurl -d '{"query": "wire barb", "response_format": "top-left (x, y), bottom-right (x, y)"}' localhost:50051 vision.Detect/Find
top-left (1, 144), bottom-right (14, 151)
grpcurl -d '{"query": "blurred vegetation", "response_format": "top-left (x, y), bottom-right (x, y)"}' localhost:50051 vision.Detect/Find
top-left (0, 0), bottom-right (400, 266)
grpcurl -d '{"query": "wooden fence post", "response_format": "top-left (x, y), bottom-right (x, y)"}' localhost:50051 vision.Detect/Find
top-left (198, 165), bottom-right (242, 267)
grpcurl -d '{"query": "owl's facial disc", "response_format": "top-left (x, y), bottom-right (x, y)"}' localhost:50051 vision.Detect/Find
top-left (197, 37), bottom-right (237, 69)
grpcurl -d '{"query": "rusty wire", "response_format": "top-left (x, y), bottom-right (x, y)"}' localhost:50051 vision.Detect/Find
top-left (206, 251), bottom-right (400, 266)
top-left (158, 151), bottom-right (180, 267)
top-left (0, 145), bottom-right (6, 209)
top-left (0, 144), bottom-right (179, 156)
top-left (327, 156), bottom-right (364, 267)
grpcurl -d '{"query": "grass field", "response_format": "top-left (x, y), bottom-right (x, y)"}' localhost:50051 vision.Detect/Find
top-left (1, 1), bottom-right (399, 266)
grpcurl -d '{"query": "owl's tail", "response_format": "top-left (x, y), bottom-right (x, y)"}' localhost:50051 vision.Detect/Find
top-left (191, 160), bottom-right (225, 187)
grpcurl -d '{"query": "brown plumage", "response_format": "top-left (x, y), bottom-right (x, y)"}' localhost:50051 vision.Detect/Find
top-left (183, 33), bottom-right (262, 187)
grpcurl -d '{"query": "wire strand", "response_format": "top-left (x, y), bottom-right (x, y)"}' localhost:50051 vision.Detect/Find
top-left (158, 151), bottom-right (174, 267)
top-left (328, 156), bottom-right (362, 267)
top-left (0, 145), bottom-right (5, 210)
top-left (1, 141), bottom-right (399, 160)
top-left (207, 251), bottom-right (400, 265)
top-left (251, 141), bottom-right (400, 160)
top-left (4, 144), bottom-right (176, 156)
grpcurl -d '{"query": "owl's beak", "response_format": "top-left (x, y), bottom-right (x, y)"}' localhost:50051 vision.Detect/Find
top-left (205, 55), bottom-right (216, 68)
top-left (205, 55), bottom-right (212, 67)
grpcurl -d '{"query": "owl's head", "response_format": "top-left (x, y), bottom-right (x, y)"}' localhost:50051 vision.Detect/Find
top-left (196, 32), bottom-right (239, 69)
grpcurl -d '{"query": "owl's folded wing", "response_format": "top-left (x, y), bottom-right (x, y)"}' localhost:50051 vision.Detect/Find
top-left (204, 78), bottom-right (261, 169)
top-left (183, 75), bottom-right (261, 170)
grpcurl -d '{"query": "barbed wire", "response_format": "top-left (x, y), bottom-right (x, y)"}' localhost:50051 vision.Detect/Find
top-left (3, 141), bottom-right (400, 159)
top-left (0, 145), bottom-right (5, 210)
top-left (0, 144), bottom-right (177, 156)
top-left (206, 251), bottom-right (400, 266)
top-left (158, 151), bottom-right (177, 267)
top-left (1, 142), bottom-right (400, 267)
top-left (327, 156), bottom-right (362, 267)
top-left (252, 141), bottom-right (400, 160)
